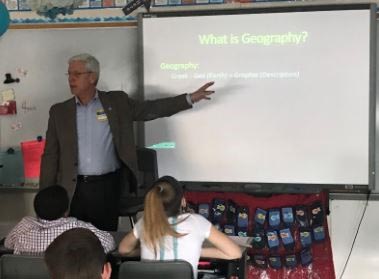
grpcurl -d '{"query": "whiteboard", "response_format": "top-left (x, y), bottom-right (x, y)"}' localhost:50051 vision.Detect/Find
top-left (0, 26), bottom-right (138, 149)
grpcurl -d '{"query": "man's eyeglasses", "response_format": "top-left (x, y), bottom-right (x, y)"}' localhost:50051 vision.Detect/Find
top-left (65, 72), bottom-right (92, 78)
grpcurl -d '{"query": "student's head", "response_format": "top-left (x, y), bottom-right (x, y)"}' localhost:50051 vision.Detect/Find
top-left (44, 228), bottom-right (111, 279)
top-left (147, 175), bottom-right (185, 216)
top-left (143, 176), bottom-right (185, 254)
top-left (34, 185), bottom-right (69, 220)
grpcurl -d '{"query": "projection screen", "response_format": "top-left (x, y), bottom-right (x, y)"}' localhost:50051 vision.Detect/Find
top-left (140, 4), bottom-right (376, 188)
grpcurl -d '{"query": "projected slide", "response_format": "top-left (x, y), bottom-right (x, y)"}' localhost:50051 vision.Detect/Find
top-left (141, 8), bottom-right (372, 185)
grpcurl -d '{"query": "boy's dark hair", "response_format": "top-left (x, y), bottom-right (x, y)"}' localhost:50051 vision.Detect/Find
top-left (34, 185), bottom-right (69, 220)
top-left (44, 228), bottom-right (106, 279)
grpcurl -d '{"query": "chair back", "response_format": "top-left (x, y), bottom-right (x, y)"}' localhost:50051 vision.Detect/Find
top-left (118, 147), bottom-right (158, 225)
top-left (0, 254), bottom-right (49, 279)
top-left (118, 260), bottom-right (193, 279)
top-left (136, 147), bottom-right (158, 195)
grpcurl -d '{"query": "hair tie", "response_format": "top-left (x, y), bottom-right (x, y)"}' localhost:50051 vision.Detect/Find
top-left (158, 185), bottom-right (163, 193)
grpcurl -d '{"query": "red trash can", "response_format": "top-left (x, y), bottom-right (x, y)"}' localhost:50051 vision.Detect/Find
top-left (21, 139), bottom-right (45, 184)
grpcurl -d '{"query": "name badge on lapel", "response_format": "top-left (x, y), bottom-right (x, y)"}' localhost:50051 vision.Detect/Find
top-left (96, 109), bottom-right (108, 121)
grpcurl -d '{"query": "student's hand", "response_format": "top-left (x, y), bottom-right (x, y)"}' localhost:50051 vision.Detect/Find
top-left (190, 81), bottom-right (215, 103)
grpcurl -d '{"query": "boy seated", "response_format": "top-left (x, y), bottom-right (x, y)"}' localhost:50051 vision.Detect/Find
top-left (5, 185), bottom-right (115, 255)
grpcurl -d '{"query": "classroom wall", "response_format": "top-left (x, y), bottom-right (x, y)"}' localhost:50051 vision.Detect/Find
top-left (0, 27), bottom-right (138, 149)
top-left (329, 198), bottom-right (378, 279)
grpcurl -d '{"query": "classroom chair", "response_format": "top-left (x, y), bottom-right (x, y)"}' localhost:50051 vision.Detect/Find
top-left (0, 254), bottom-right (49, 279)
top-left (118, 147), bottom-right (158, 228)
top-left (118, 260), bottom-right (194, 279)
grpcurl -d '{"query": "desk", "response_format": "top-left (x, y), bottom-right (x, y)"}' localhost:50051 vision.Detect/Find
top-left (0, 243), bottom-right (13, 257)
top-left (1, 233), bottom-right (249, 279)
top-left (111, 233), bottom-right (250, 279)
top-left (111, 252), bottom-right (248, 279)
top-left (198, 249), bottom-right (248, 279)
top-left (200, 236), bottom-right (250, 278)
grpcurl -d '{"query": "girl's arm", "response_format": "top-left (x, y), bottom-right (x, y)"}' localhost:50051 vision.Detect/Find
top-left (118, 231), bottom-right (140, 255)
top-left (201, 226), bottom-right (242, 259)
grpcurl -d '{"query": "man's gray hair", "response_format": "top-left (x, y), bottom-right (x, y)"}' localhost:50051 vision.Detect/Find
top-left (69, 53), bottom-right (100, 82)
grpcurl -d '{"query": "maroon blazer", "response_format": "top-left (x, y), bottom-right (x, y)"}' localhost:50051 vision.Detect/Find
top-left (40, 90), bottom-right (191, 201)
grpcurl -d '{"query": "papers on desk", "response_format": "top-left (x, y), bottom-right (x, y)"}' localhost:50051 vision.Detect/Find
top-left (229, 236), bottom-right (252, 248)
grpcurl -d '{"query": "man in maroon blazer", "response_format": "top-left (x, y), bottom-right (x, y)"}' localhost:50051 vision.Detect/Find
top-left (40, 53), bottom-right (214, 231)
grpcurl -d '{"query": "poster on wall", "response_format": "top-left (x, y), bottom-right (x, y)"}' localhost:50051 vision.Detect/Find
top-left (0, 89), bottom-right (17, 115)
